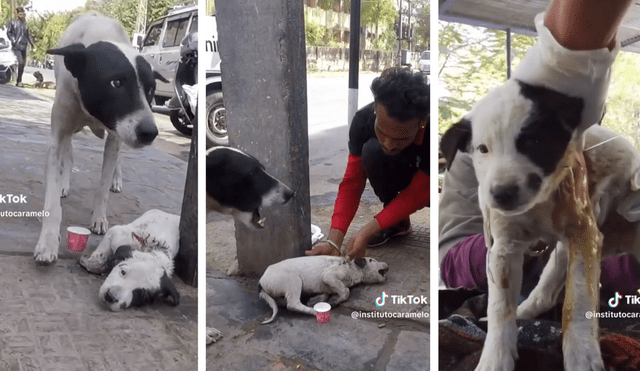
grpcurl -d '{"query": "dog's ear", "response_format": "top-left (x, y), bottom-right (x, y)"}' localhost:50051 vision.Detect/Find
top-left (440, 118), bottom-right (472, 170)
top-left (354, 258), bottom-right (367, 268)
top-left (159, 272), bottom-right (180, 306)
top-left (130, 288), bottom-right (152, 307)
top-left (153, 71), bottom-right (169, 83)
top-left (105, 245), bottom-right (133, 272)
top-left (47, 43), bottom-right (88, 80)
top-left (516, 80), bottom-right (584, 131)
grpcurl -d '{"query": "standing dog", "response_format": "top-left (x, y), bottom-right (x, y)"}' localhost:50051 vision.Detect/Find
top-left (441, 79), bottom-right (640, 371)
top-left (206, 146), bottom-right (294, 343)
top-left (79, 209), bottom-right (180, 311)
top-left (34, 12), bottom-right (167, 264)
top-left (259, 256), bottom-right (389, 324)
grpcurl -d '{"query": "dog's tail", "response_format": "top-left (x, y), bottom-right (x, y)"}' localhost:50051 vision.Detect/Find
top-left (259, 287), bottom-right (278, 324)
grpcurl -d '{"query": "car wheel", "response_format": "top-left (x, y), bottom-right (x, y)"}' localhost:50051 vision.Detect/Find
top-left (206, 91), bottom-right (228, 146)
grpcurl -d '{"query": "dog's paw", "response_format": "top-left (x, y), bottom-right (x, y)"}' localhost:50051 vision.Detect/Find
top-left (90, 217), bottom-right (109, 235)
top-left (110, 176), bottom-right (122, 193)
top-left (34, 236), bottom-right (59, 265)
top-left (206, 327), bottom-right (223, 345)
top-left (564, 334), bottom-right (604, 371)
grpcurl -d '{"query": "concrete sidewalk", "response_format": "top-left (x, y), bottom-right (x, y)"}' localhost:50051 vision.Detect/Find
top-left (206, 178), bottom-right (431, 370)
top-left (0, 84), bottom-right (197, 371)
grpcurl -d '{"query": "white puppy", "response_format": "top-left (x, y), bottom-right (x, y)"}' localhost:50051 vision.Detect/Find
top-left (79, 209), bottom-right (180, 311)
top-left (259, 256), bottom-right (389, 324)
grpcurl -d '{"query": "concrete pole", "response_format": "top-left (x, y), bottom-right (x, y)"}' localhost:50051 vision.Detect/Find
top-left (506, 27), bottom-right (511, 80)
top-left (215, 0), bottom-right (311, 275)
top-left (175, 109), bottom-right (198, 286)
top-left (347, 0), bottom-right (361, 127)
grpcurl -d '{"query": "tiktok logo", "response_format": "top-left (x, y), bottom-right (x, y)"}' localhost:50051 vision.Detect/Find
top-left (376, 291), bottom-right (389, 307)
top-left (609, 292), bottom-right (622, 308)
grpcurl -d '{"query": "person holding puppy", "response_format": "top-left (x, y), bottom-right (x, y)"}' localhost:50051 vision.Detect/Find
top-left (307, 67), bottom-right (430, 260)
top-left (439, 0), bottom-right (638, 292)
top-left (6, 6), bottom-right (34, 88)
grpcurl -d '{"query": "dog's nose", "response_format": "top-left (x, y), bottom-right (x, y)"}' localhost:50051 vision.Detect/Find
top-left (104, 289), bottom-right (117, 304)
top-left (135, 120), bottom-right (158, 145)
top-left (491, 184), bottom-right (519, 209)
top-left (283, 188), bottom-right (294, 204)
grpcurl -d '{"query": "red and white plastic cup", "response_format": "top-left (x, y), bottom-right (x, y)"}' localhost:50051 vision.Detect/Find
top-left (67, 226), bottom-right (91, 252)
top-left (314, 302), bottom-right (331, 324)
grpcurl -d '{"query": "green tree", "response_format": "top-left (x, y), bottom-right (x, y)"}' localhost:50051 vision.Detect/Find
top-left (361, 0), bottom-right (396, 50)
top-left (412, 0), bottom-right (428, 50)
top-left (438, 21), bottom-right (534, 133)
top-left (601, 52), bottom-right (640, 148)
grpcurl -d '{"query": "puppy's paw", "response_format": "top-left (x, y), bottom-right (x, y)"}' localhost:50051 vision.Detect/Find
top-left (564, 335), bottom-right (604, 371)
top-left (90, 217), bottom-right (109, 235)
top-left (79, 254), bottom-right (105, 274)
top-left (110, 176), bottom-right (122, 193)
top-left (206, 327), bottom-right (223, 345)
top-left (475, 332), bottom-right (518, 371)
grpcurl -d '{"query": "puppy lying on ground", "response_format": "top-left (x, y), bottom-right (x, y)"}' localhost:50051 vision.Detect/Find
top-left (259, 256), bottom-right (389, 324)
top-left (206, 146), bottom-right (294, 344)
top-left (79, 209), bottom-right (180, 311)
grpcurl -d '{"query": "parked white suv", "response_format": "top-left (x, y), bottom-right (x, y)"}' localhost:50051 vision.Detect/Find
top-left (419, 51), bottom-right (430, 74)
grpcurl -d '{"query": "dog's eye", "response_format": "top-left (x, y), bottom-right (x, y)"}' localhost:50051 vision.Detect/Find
top-left (120, 269), bottom-right (126, 277)
top-left (477, 144), bottom-right (489, 154)
top-left (111, 79), bottom-right (123, 88)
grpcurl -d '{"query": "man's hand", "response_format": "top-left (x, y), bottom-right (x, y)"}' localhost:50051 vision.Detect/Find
top-left (305, 241), bottom-right (341, 256)
top-left (345, 219), bottom-right (382, 260)
top-left (305, 228), bottom-right (346, 256)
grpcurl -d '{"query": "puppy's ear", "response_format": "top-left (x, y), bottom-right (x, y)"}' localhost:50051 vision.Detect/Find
top-left (516, 80), bottom-right (584, 131)
top-left (153, 70), bottom-right (169, 83)
top-left (47, 44), bottom-right (87, 80)
top-left (354, 258), bottom-right (367, 268)
top-left (159, 272), bottom-right (180, 306)
top-left (440, 119), bottom-right (472, 170)
top-left (105, 245), bottom-right (133, 272)
top-left (130, 288), bottom-right (152, 307)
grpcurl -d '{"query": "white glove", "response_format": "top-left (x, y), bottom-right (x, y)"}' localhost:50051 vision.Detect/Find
top-left (513, 12), bottom-right (619, 133)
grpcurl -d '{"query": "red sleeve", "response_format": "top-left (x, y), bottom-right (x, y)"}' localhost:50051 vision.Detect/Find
top-left (331, 154), bottom-right (367, 234)
top-left (374, 170), bottom-right (430, 230)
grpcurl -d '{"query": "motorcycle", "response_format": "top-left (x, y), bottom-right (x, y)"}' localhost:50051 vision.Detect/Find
top-left (152, 31), bottom-right (197, 136)
top-left (0, 27), bottom-right (17, 85)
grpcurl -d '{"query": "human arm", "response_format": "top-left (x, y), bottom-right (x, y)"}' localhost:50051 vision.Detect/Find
top-left (305, 154), bottom-right (367, 256)
top-left (545, 0), bottom-right (633, 51)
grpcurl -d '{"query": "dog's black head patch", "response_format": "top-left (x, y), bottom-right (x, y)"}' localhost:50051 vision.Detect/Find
top-left (206, 148), bottom-right (290, 212)
top-left (48, 42), bottom-right (165, 145)
top-left (105, 245), bottom-right (134, 271)
top-left (515, 81), bottom-right (584, 175)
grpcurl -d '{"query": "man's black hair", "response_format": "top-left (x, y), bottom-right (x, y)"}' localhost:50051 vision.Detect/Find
top-left (370, 67), bottom-right (429, 122)
top-left (16, 6), bottom-right (25, 13)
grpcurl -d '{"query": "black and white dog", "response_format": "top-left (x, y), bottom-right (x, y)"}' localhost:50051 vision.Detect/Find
top-left (206, 146), bottom-right (294, 228)
top-left (34, 12), bottom-right (167, 264)
top-left (79, 209), bottom-right (180, 311)
top-left (206, 146), bottom-right (294, 343)
top-left (442, 79), bottom-right (640, 371)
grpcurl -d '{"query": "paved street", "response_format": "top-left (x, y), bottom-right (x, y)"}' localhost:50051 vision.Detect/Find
top-left (0, 79), bottom-right (197, 371)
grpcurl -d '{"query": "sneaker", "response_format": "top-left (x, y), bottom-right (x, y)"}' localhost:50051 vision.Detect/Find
top-left (15, 82), bottom-right (24, 88)
top-left (368, 218), bottom-right (412, 247)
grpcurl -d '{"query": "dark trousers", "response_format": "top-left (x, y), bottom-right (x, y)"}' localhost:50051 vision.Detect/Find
top-left (361, 137), bottom-right (416, 206)
top-left (14, 49), bottom-right (26, 83)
